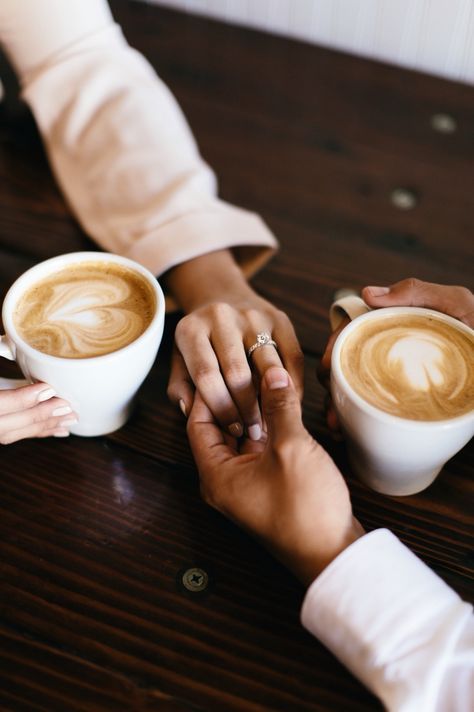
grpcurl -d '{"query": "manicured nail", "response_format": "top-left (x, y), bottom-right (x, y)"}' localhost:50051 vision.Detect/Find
top-left (265, 367), bottom-right (289, 390)
top-left (366, 286), bottom-right (390, 296)
top-left (52, 405), bottom-right (72, 417)
top-left (179, 399), bottom-right (187, 418)
top-left (248, 424), bottom-right (262, 441)
top-left (229, 422), bottom-right (243, 437)
top-left (60, 417), bottom-right (78, 427)
top-left (37, 387), bottom-right (56, 402)
top-left (53, 429), bottom-right (70, 438)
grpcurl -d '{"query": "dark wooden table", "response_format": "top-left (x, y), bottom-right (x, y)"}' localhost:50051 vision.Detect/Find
top-left (0, 2), bottom-right (473, 710)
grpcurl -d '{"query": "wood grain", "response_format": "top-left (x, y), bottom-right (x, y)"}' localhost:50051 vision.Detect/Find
top-left (0, 1), bottom-right (472, 710)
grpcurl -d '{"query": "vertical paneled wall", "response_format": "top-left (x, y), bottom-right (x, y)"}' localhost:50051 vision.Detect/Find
top-left (143, 0), bottom-right (474, 83)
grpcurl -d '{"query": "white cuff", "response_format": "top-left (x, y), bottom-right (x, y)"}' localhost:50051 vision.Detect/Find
top-left (301, 529), bottom-right (473, 711)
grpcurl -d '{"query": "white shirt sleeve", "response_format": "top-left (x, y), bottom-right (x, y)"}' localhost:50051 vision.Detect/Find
top-left (301, 529), bottom-right (473, 711)
top-left (0, 0), bottom-right (277, 290)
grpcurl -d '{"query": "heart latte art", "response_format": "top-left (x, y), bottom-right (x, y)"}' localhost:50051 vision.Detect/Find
top-left (340, 314), bottom-right (474, 421)
top-left (14, 262), bottom-right (156, 359)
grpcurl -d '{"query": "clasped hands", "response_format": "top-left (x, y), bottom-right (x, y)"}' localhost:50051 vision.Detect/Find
top-left (187, 278), bottom-right (474, 585)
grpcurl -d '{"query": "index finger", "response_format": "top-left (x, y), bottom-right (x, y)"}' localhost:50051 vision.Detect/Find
top-left (0, 382), bottom-right (57, 416)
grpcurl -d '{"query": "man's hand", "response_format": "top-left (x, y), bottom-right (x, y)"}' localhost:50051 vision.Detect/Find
top-left (187, 366), bottom-right (364, 585)
top-left (319, 279), bottom-right (474, 431)
top-left (361, 278), bottom-right (474, 327)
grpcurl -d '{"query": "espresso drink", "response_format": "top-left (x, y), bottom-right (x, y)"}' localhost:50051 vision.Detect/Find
top-left (341, 314), bottom-right (474, 420)
top-left (14, 262), bottom-right (156, 358)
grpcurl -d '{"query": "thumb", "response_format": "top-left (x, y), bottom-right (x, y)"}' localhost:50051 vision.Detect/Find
top-left (261, 367), bottom-right (304, 444)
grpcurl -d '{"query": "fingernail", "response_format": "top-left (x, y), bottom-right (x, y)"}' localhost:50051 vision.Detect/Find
top-left (229, 422), bottom-right (243, 437)
top-left (60, 417), bottom-right (78, 426)
top-left (52, 406), bottom-right (72, 417)
top-left (265, 367), bottom-right (289, 390)
top-left (53, 429), bottom-right (70, 438)
top-left (366, 286), bottom-right (390, 296)
top-left (37, 387), bottom-right (56, 402)
top-left (179, 399), bottom-right (187, 418)
top-left (248, 424), bottom-right (262, 441)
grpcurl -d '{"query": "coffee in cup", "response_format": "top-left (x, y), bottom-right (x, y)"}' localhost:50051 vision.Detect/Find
top-left (330, 297), bottom-right (474, 496)
top-left (13, 261), bottom-right (156, 359)
top-left (340, 313), bottom-right (473, 421)
top-left (1, 252), bottom-right (165, 436)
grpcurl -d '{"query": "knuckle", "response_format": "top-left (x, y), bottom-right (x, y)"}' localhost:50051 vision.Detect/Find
top-left (32, 406), bottom-right (49, 425)
top-left (266, 390), bottom-right (299, 418)
top-left (243, 307), bottom-right (263, 325)
top-left (455, 285), bottom-right (473, 301)
top-left (193, 363), bottom-right (217, 387)
top-left (174, 315), bottom-right (196, 341)
top-left (274, 308), bottom-right (289, 324)
top-left (209, 302), bottom-right (233, 321)
top-left (224, 362), bottom-right (251, 392)
top-left (406, 277), bottom-right (422, 293)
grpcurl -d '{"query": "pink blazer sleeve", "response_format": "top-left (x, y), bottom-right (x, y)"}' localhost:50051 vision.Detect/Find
top-left (0, 0), bottom-right (277, 303)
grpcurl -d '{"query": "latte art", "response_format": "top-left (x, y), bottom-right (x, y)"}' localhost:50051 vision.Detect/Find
top-left (14, 262), bottom-right (156, 358)
top-left (341, 314), bottom-right (474, 420)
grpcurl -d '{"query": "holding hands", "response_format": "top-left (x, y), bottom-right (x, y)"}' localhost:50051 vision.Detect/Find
top-left (187, 276), bottom-right (473, 583)
top-left (167, 250), bottom-right (304, 442)
top-left (188, 366), bottom-right (364, 584)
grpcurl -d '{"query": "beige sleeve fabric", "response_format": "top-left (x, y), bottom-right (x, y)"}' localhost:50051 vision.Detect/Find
top-left (0, 0), bottom-right (277, 303)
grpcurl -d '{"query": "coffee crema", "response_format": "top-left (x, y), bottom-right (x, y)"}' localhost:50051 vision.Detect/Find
top-left (340, 314), bottom-right (474, 421)
top-left (13, 262), bottom-right (156, 359)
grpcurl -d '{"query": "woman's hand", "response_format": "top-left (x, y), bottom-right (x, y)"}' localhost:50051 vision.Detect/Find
top-left (166, 250), bottom-right (304, 440)
top-left (188, 366), bottom-right (364, 585)
top-left (0, 382), bottom-right (76, 444)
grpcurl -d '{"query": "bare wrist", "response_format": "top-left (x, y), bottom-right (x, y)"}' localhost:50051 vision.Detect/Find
top-left (288, 518), bottom-right (365, 587)
top-left (164, 249), bottom-right (254, 312)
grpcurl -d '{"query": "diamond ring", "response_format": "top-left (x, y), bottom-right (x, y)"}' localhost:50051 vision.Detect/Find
top-left (247, 332), bottom-right (278, 358)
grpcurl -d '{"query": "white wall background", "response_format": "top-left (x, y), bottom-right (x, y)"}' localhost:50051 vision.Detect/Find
top-left (143, 0), bottom-right (474, 84)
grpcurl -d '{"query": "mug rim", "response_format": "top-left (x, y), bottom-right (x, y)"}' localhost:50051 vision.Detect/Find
top-left (2, 251), bottom-right (165, 365)
top-left (331, 305), bottom-right (474, 428)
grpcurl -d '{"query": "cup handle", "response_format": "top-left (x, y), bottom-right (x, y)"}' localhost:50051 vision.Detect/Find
top-left (0, 336), bottom-right (27, 390)
top-left (329, 295), bottom-right (371, 331)
top-left (0, 334), bottom-right (16, 361)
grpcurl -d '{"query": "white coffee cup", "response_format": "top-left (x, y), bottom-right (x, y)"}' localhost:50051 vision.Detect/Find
top-left (329, 296), bottom-right (474, 496)
top-left (0, 252), bottom-right (165, 436)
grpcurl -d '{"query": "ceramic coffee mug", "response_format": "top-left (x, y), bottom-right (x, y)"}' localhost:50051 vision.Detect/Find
top-left (0, 252), bottom-right (165, 436)
top-left (329, 296), bottom-right (474, 496)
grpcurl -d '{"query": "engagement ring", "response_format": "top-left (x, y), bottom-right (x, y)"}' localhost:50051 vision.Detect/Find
top-left (247, 332), bottom-right (278, 358)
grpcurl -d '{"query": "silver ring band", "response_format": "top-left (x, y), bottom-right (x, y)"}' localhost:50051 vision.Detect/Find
top-left (247, 332), bottom-right (278, 358)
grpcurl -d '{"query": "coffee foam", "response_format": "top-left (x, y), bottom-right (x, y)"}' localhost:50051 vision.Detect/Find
top-left (13, 262), bottom-right (156, 359)
top-left (340, 314), bottom-right (474, 420)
